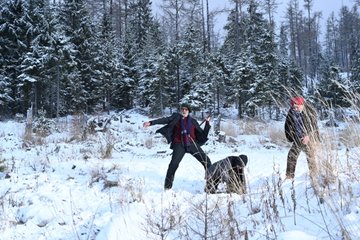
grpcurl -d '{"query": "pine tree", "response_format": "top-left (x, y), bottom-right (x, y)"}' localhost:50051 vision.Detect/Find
top-left (136, 19), bottom-right (167, 115)
top-left (59, 0), bottom-right (98, 114)
top-left (208, 52), bottom-right (229, 115)
top-left (0, 0), bottom-right (30, 115)
top-left (242, 0), bottom-right (280, 119)
top-left (220, 6), bottom-right (246, 60)
top-left (138, 52), bottom-right (163, 115)
top-left (18, 0), bottom-right (57, 116)
top-left (93, 12), bottom-right (120, 113)
top-left (178, 24), bottom-right (213, 111)
top-left (230, 49), bottom-right (257, 118)
top-left (318, 58), bottom-right (351, 108)
top-left (350, 48), bottom-right (360, 94)
top-left (179, 25), bottom-right (203, 98)
top-left (115, 37), bottom-right (137, 109)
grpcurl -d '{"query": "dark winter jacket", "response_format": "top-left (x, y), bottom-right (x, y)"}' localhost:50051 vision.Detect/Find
top-left (284, 103), bottom-right (320, 144)
top-left (150, 113), bottom-right (210, 148)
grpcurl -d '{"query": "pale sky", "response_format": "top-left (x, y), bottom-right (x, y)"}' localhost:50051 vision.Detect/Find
top-left (151, 0), bottom-right (356, 43)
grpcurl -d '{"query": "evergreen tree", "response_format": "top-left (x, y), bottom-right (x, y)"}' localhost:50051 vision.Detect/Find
top-left (242, 0), bottom-right (280, 119)
top-left (350, 48), bottom-right (360, 94)
top-left (0, 73), bottom-right (13, 117)
top-left (230, 50), bottom-right (257, 118)
top-left (318, 59), bottom-right (351, 108)
top-left (138, 52), bottom-right (162, 115)
top-left (176, 24), bottom-right (214, 112)
top-left (18, 0), bottom-right (57, 116)
top-left (179, 25), bottom-right (203, 100)
top-left (324, 12), bottom-right (339, 65)
top-left (93, 12), bottom-right (120, 112)
top-left (38, 2), bottom-right (69, 117)
top-left (220, 5), bottom-right (247, 61)
top-left (59, 0), bottom-right (98, 114)
top-left (128, 0), bottom-right (153, 52)
top-left (288, 59), bottom-right (304, 96)
top-left (0, 0), bottom-right (30, 115)
top-left (136, 19), bottom-right (166, 115)
top-left (115, 37), bottom-right (137, 109)
top-left (159, 46), bottom-right (180, 111)
top-left (208, 52), bottom-right (229, 115)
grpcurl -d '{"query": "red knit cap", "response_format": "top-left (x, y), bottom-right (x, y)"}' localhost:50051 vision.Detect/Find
top-left (290, 96), bottom-right (305, 106)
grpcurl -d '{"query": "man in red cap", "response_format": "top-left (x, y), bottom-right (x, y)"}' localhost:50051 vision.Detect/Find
top-left (284, 96), bottom-right (320, 182)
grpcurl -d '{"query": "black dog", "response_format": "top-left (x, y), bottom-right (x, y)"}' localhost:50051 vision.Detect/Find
top-left (205, 155), bottom-right (248, 194)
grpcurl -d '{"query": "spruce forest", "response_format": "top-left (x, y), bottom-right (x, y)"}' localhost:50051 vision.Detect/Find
top-left (1, 0), bottom-right (359, 119)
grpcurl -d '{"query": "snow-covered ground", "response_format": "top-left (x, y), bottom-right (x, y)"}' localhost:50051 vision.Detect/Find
top-left (0, 108), bottom-right (359, 240)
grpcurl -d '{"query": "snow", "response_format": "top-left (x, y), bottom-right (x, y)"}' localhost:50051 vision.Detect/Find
top-left (0, 109), bottom-right (360, 239)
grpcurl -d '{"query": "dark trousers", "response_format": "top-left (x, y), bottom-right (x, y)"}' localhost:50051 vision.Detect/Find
top-left (286, 141), bottom-right (317, 179)
top-left (164, 143), bottom-right (211, 189)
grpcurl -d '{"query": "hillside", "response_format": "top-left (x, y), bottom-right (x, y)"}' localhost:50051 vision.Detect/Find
top-left (0, 109), bottom-right (359, 240)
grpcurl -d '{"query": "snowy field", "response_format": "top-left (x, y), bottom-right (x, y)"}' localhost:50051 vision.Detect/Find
top-left (0, 108), bottom-right (359, 240)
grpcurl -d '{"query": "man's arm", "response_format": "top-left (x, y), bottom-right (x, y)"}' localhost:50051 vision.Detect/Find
top-left (143, 113), bottom-right (179, 128)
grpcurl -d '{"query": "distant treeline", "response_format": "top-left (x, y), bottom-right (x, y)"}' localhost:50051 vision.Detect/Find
top-left (1, 0), bottom-right (359, 119)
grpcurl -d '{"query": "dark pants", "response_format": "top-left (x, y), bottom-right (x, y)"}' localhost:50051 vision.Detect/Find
top-left (164, 143), bottom-right (211, 189)
top-left (286, 141), bottom-right (317, 179)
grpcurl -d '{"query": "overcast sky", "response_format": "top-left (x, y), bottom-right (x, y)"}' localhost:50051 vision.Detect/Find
top-left (151, 0), bottom-right (356, 43)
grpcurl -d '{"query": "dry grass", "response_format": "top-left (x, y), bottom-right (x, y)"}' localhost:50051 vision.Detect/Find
top-left (221, 121), bottom-right (241, 137)
top-left (339, 123), bottom-right (360, 148)
top-left (220, 119), bottom-right (268, 137)
top-left (0, 158), bottom-right (6, 172)
top-left (100, 132), bottom-right (115, 159)
top-left (240, 120), bottom-right (267, 135)
top-left (267, 125), bottom-right (288, 147)
top-left (220, 118), bottom-right (287, 148)
top-left (69, 114), bottom-right (87, 142)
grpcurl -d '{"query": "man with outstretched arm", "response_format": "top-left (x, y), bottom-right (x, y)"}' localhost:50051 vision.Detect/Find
top-left (143, 103), bottom-right (211, 190)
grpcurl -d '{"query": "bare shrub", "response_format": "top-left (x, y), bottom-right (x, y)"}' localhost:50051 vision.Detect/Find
top-left (69, 114), bottom-right (87, 142)
top-left (260, 176), bottom-right (285, 238)
top-left (182, 194), bottom-right (249, 240)
top-left (0, 158), bottom-right (6, 172)
top-left (316, 130), bottom-right (338, 188)
top-left (144, 137), bottom-right (154, 149)
top-left (183, 196), bottom-right (225, 239)
top-left (118, 177), bottom-right (144, 204)
top-left (32, 110), bottom-right (56, 137)
top-left (100, 132), bottom-right (115, 159)
top-left (143, 193), bottom-right (183, 240)
top-left (23, 127), bottom-right (33, 146)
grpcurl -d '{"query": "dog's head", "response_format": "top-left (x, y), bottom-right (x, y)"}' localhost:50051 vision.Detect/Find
top-left (239, 154), bottom-right (248, 167)
top-left (229, 154), bottom-right (248, 170)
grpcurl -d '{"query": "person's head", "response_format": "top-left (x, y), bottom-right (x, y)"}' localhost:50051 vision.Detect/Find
top-left (180, 103), bottom-right (191, 117)
top-left (290, 96), bottom-right (305, 112)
